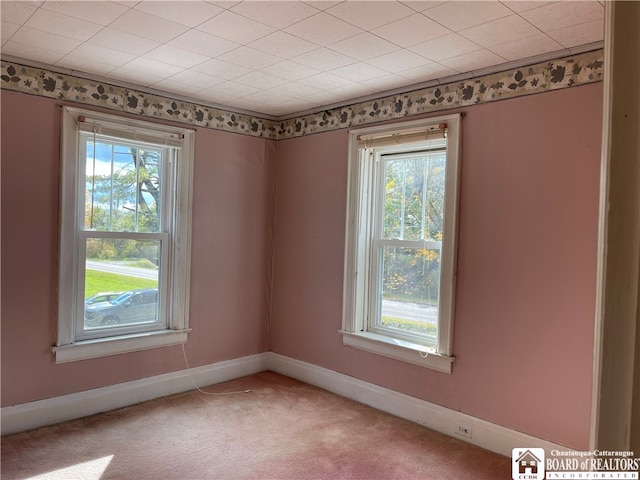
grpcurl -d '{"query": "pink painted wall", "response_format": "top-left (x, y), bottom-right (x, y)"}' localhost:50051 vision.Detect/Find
top-left (1, 90), bottom-right (275, 406)
top-left (1, 83), bottom-right (602, 450)
top-left (270, 83), bottom-right (603, 450)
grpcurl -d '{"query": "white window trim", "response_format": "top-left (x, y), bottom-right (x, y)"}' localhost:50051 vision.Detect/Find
top-left (54, 107), bottom-right (194, 363)
top-left (341, 114), bottom-right (461, 374)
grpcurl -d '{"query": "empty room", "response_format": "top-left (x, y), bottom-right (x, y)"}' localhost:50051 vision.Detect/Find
top-left (1, 1), bottom-right (638, 479)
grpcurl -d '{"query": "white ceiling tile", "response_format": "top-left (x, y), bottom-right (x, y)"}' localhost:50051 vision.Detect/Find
top-left (168, 30), bottom-right (239, 57)
top-left (520, 1), bottom-right (603, 32)
top-left (500, 1), bottom-right (556, 14)
top-left (303, 89), bottom-right (345, 105)
top-left (274, 81), bottom-right (322, 98)
top-left (490, 32), bottom-right (563, 61)
top-left (547, 19), bottom-right (604, 48)
top-left (325, 1), bottom-right (415, 30)
top-left (297, 72), bottom-right (355, 90)
top-left (3, 39), bottom-right (68, 64)
top-left (200, 81), bottom-right (261, 100)
top-left (134, 1), bottom-right (223, 28)
top-left (399, 62), bottom-right (458, 82)
top-left (197, 10), bottom-right (275, 44)
top-left (331, 62), bottom-right (390, 82)
top-left (1, 22), bottom-right (20, 45)
top-left (196, 89), bottom-right (242, 105)
top-left (55, 55), bottom-right (116, 76)
top-left (292, 47), bottom-right (356, 70)
top-left (302, 1), bottom-right (343, 11)
top-left (367, 50), bottom-right (431, 72)
top-left (331, 83), bottom-right (377, 102)
top-left (399, 1), bottom-right (449, 12)
top-left (371, 13), bottom-right (452, 48)
top-left (439, 48), bottom-right (506, 71)
top-left (217, 46), bottom-right (283, 69)
top-left (25, 9), bottom-right (103, 42)
top-left (266, 101), bottom-right (314, 117)
top-left (144, 45), bottom-right (210, 69)
top-left (230, 1), bottom-right (319, 29)
top-left (89, 27), bottom-right (160, 56)
top-left (409, 33), bottom-right (482, 61)
top-left (195, 91), bottom-right (233, 105)
top-left (234, 70), bottom-right (289, 89)
top-left (65, 42), bottom-right (136, 68)
top-left (248, 31), bottom-right (317, 58)
top-left (284, 12), bottom-right (362, 46)
top-left (360, 74), bottom-right (416, 92)
top-left (9, 25), bottom-right (80, 53)
top-left (192, 58), bottom-right (252, 80)
top-left (260, 60), bottom-right (320, 81)
top-left (1, 2), bottom-right (38, 25)
top-left (423, 1), bottom-right (513, 31)
top-left (225, 97), bottom-right (276, 115)
top-left (234, 90), bottom-right (297, 108)
top-left (0, 0), bottom-right (606, 118)
top-left (460, 14), bottom-right (541, 48)
top-left (149, 78), bottom-right (205, 96)
top-left (112, 1), bottom-right (141, 7)
top-left (164, 69), bottom-right (224, 89)
top-left (39, 1), bottom-right (129, 26)
top-left (260, 102), bottom-right (309, 118)
top-left (330, 33), bottom-right (399, 61)
top-left (204, 1), bottom-right (241, 9)
top-left (110, 8), bottom-right (190, 43)
top-left (108, 68), bottom-right (161, 86)
top-left (115, 57), bottom-right (183, 81)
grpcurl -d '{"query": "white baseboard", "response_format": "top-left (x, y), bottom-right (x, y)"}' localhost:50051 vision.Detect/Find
top-left (1, 352), bottom-right (270, 436)
top-left (268, 352), bottom-right (571, 458)
top-left (1, 351), bottom-right (572, 459)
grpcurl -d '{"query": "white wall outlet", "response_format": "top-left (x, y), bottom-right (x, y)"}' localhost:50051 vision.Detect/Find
top-left (455, 424), bottom-right (472, 438)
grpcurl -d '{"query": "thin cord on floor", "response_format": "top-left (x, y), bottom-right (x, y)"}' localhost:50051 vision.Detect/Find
top-left (181, 343), bottom-right (251, 396)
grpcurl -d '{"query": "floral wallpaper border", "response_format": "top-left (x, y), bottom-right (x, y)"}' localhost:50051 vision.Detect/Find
top-left (1, 49), bottom-right (603, 141)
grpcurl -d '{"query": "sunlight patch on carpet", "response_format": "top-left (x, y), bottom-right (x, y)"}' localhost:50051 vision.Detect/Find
top-left (27, 455), bottom-right (113, 480)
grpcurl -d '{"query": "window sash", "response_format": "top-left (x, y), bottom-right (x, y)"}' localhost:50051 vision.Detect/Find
top-left (367, 146), bottom-right (447, 348)
top-left (368, 241), bottom-right (440, 347)
top-left (79, 133), bottom-right (174, 235)
top-left (342, 114), bottom-right (461, 368)
top-left (74, 231), bottom-right (170, 341)
top-left (75, 130), bottom-right (174, 340)
top-left (57, 106), bottom-right (194, 359)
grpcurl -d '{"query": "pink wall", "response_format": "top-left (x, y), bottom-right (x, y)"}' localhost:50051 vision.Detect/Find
top-left (1, 83), bottom-right (602, 450)
top-left (1, 91), bottom-right (275, 406)
top-left (270, 83), bottom-right (603, 450)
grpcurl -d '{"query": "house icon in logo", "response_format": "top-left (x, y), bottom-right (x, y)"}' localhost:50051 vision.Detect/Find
top-left (516, 450), bottom-right (541, 474)
top-left (512, 447), bottom-right (545, 480)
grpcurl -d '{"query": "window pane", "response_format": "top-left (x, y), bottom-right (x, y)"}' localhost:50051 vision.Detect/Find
top-left (383, 154), bottom-right (446, 241)
top-left (85, 139), bottom-right (162, 233)
top-left (376, 246), bottom-right (440, 341)
top-left (83, 239), bottom-right (160, 329)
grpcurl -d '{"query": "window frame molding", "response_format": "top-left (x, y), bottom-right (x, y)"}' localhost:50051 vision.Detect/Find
top-left (54, 106), bottom-right (194, 363)
top-left (341, 114), bottom-right (462, 374)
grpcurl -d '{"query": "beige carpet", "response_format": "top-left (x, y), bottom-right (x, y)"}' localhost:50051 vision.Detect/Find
top-left (1, 371), bottom-right (510, 479)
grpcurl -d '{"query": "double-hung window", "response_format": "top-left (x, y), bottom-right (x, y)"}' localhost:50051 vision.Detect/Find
top-left (54, 107), bottom-right (194, 363)
top-left (342, 114), bottom-right (461, 373)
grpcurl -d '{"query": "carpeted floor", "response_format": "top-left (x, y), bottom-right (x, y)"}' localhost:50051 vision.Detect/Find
top-left (1, 371), bottom-right (511, 479)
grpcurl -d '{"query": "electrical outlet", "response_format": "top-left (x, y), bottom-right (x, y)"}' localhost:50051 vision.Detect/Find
top-left (455, 424), bottom-right (472, 438)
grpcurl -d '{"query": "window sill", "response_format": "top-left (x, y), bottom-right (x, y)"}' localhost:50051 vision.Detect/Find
top-left (52, 329), bottom-right (190, 364)
top-left (340, 330), bottom-right (454, 374)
